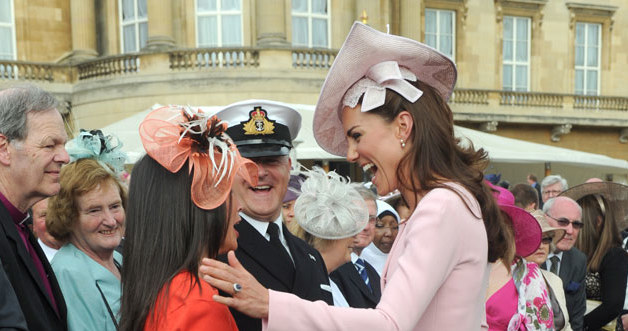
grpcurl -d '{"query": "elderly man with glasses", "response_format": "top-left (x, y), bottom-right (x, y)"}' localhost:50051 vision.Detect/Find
top-left (541, 174), bottom-right (569, 204)
top-left (543, 196), bottom-right (587, 331)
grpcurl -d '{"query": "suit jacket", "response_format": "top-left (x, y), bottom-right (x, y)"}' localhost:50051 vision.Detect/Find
top-left (265, 183), bottom-right (490, 331)
top-left (330, 260), bottom-right (381, 308)
top-left (543, 269), bottom-right (572, 331)
top-left (543, 248), bottom-right (587, 331)
top-left (219, 219), bottom-right (332, 331)
top-left (0, 258), bottom-right (27, 330)
top-left (0, 203), bottom-right (67, 331)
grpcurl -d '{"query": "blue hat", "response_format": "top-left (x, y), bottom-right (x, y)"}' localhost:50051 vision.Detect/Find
top-left (216, 99), bottom-right (302, 158)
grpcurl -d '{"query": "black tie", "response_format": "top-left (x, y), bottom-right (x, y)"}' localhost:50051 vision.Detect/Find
top-left (267, 223), bottom-right (294, 268)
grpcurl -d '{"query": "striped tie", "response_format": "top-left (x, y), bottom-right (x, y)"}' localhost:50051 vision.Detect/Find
top-left (355, 258), bottom-right (372, 292)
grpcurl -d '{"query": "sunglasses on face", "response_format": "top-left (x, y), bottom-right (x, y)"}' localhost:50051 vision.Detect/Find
top-left (541, 236), bottom-right (553, 245)
top-left (547, 215), bottom-right (584, 229)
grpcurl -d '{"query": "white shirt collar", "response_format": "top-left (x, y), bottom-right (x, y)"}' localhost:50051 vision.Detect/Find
top-left (240, 212), bottom-right (285, 241)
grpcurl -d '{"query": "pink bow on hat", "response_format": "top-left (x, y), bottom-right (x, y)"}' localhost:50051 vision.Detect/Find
top-left (342, 61), bottom-right (424, 112)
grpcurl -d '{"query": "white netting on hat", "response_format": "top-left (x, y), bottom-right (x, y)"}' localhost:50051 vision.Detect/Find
top-left (295, 167), bottom-right (369, 240)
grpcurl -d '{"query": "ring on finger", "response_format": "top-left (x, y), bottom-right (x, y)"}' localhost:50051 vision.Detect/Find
top-left (233, 283), bottom-right (242, 294)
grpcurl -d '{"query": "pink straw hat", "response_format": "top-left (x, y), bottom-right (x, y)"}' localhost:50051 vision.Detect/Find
top-left (489, 182), bottom-right (541, 257)
top-left (313, 22), bottom-right (457, 157)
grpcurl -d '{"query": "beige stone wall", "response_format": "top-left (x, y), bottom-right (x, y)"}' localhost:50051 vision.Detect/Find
top-left (14, 0), bottom-right (71, 62)
top-left (5, 0), bottom-right (627, 163)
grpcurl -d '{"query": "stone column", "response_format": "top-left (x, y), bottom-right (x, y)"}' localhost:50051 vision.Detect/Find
top-left (256, 0), bottom-right (289, 47)
top-left (68, 0), bottom-right (98, 61)
top-left (144, 0), bottom-right (175, 50)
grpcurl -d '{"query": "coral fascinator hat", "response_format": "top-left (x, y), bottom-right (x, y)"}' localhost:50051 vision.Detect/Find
top-left (140, 105), bottom-right (258, 210)
top-left (313, 22), bottom-right (457, 157)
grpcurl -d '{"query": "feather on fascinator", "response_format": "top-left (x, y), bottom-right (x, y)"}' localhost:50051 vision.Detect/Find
top-left (139, 105), bottom-right (258, 210)
top-left (65, 129), bottom-right (127, 174)
top-left (295, 167), bottom-right (369, 240)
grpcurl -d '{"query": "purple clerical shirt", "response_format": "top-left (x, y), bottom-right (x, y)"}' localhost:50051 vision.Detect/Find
top-left (0, 191), bottom-right (58, 315)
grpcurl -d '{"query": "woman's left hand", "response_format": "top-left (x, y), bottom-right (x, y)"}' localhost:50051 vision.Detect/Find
top-left (200, 251), bottom-right (270, 319)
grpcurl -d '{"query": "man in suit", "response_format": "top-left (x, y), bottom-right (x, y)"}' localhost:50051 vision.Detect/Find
top-left (0, 259), bottom-right (27, 331)
top-left (542, 196), bottom-right (587, 331)
top-left (0, 84), bottom-right (69, 330)
top-left (216, 100), bottom-right (332, 331)
top-left (330, 185), bottom-right (381, 308)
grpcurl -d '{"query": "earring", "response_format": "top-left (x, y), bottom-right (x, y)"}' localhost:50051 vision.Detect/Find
top-left (400, 139), bottom-right (406, 148)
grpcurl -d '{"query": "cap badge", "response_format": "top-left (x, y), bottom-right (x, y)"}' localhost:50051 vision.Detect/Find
top-left (242, 106), bottom-right (275, 135)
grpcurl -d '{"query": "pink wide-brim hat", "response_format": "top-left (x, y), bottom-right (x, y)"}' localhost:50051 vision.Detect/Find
top-left (489, 182), bottom-right (542, 257)
top-left (313, 22), bottom-right (457, 157)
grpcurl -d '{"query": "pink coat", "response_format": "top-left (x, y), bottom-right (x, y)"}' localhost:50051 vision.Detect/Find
top-left (263, 183), bottom-right (490, 331)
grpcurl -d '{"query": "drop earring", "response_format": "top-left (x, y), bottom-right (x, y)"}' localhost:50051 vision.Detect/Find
top-left (400, 139), bottom-right (406, 148)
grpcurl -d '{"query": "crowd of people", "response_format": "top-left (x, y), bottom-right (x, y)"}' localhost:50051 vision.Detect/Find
top-left (1, 21), bottom-right (627, 331)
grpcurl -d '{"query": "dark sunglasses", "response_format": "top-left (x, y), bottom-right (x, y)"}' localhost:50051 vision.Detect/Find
top-left (541, 236), bottom-right (553, 245)
top-left (547, 215), bottom-right (584, 229)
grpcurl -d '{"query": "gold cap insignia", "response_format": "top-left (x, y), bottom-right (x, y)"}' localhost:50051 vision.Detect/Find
top-left (242, 107), bottom-right (275, 135)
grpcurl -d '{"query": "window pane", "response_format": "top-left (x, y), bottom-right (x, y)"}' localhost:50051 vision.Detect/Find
top-left (198, 16), bottom-right (218, 47)
top-left (440, 35), bottom-right (452, 58)
top-left (197, 0), bottom-right (216, 11)
top-left (516, 40), bottom-right (527, 61)
top-left (292, 0), bottom-right (307, 13)
top-left (586, 69), bottom-right (597, 94)
top-left (138, 0), bottom-right (147, 18)
top-left (222, 15), bottom-right (242, 46)
top-left (222, 0), bottom-right (240, 11)
top-left (575, 23), bottom-right (585, 45)
top-left (312, 18), bottom-right (327, 47)
top-left (123, 25), bottom-right (137, 52)
top-left (515, 65), bottom-right (527, 91)
top-left (312, 0), bottom-right (327, 14)
top-left (292, 16), bottom-right (308, 46)
top-left (575, 69), bottom-right (584, 94)
top-left (516, 18), bottom-right (528, 40)
top-left (0, 0), bottom-right (10, 23)
top-left (0, 26), bottom-right (13, 59)
top-left (503, 17), bottom-right (513, 40)
top-left (139, 22), bottom-right (148, 49)
top-left (503, 64), bottom-right (512, 90)
top-left (575, 45), bottom-right (584, 66)
top-left (503, 40), bottom-right (512, 61)
top-left (587, 24), bottom-right (599, 46)
top-left (122, 0), bottom-right (135, 21)
top-left (425, 10), bottom-right (436, 34)
top-left (425, 34), bottom-right (437, 49)
top-left (587, 46), bottom-right (598, 66)
top-left (440, 11), bottom-right (453, 35)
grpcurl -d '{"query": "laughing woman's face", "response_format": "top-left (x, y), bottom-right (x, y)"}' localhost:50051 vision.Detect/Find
top-left (341, 104), bottom-right (406, 196)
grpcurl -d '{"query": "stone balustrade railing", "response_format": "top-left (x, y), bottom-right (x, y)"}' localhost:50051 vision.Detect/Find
top-left (77, 54), bottom-right (140, 80)
top-left (0, 61), bottom-right (57, 81)
top-left (170, 48), bottom-right (259, 70)
top-left (291, 48), bottom-right (336, 69)
top-left (1, 50), bottom-right (627, 113)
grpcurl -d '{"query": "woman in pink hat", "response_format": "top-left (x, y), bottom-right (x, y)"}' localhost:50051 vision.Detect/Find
top-left (199, 22), bottom-right (513, 330)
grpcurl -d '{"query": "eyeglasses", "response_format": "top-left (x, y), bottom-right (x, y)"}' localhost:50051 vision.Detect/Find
top-left (541, 236), bottom-right (553, 245)
top-left (542, 190), bottom-right (562, 196)
top-left (368, 216), bottom-right (379, 223)
top-left (546, 215), bottom-right (584, 230)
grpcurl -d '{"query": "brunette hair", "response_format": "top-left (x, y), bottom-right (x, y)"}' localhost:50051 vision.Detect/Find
top-left (119, 155), bottom-right (230, 331)
top-left (575, 194), bottom-right (623, 272)
top-left (46, 158), bottom-right (127, 243)
top-left (367, 80), bottom-right (513, 263)
top-left (510, 183), bottom-right (539, 210)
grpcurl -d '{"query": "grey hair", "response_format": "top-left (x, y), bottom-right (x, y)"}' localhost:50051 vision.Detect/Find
top-left (351, 183), bottom-right (377, 202)
top-left (541, 175), bottom-right (568, 192)
top-left (0, 84), bottom-right (59, 142)
top-left (543, 197), bottom-right (582, 216)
